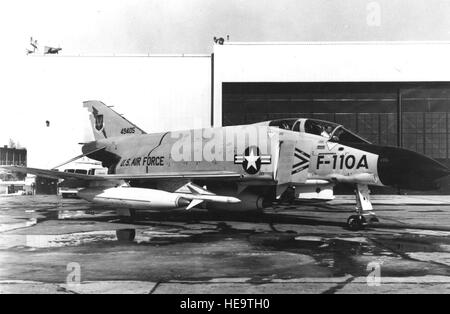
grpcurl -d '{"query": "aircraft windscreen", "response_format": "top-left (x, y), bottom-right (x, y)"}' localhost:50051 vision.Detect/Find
top-left (331, 126), bottom-right (370, 144)
top-left (304, 119), bottom-right (369, 144)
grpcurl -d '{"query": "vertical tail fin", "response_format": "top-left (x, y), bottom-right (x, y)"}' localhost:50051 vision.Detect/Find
top-left (83, 100), bottom-right (146, 140)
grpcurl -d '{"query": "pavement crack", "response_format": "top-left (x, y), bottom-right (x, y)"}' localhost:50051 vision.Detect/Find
top-left (56, 284), bottom-right (80, 294)
top-left (148, 281), bottom-right (161, 294)
top-left (321, 276), bottom-right (355, 294)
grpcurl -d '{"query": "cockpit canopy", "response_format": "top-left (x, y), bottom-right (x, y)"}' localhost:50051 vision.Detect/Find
top-left (268, 118), bottom-right (369, 144)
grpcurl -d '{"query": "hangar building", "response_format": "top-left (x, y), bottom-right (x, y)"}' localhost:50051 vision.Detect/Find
top-left (212, 42), bottom-right (450, 173)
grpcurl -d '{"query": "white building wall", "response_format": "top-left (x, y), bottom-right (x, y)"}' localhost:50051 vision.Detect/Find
top-left (213, 42), bottom-right (450, 126)
top-left (2, 55), bottom-right (211, 168)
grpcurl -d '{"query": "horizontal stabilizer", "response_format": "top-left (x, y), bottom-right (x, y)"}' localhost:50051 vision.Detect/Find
top-left (52, 146), bottom-right (106, 169)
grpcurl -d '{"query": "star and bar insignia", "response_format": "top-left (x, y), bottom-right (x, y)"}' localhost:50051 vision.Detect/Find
top-left (234, 146), bottom-right (271, 175)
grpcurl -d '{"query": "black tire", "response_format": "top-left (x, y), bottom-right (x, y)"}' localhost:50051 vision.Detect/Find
top-left (347, 215), bottom-right (366, 231)
top-left (116, 229), bottom-right (136, 242)
top-left (347, 216), bottom-right (359, 231)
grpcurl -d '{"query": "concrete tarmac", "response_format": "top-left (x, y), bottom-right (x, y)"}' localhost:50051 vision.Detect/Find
top-left (0, 194), bottom-right (449, 294)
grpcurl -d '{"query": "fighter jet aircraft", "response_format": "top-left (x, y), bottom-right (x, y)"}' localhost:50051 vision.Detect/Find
top-left (3, 101), bottom-right (449, 235)
top-left (43, 46), bottom-right (62, 54)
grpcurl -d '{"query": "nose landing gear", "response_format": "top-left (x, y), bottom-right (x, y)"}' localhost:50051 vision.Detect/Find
top-left (346, 184), bottom-right (379, 230)
top-left (347, 215), bottom-right (366, 230)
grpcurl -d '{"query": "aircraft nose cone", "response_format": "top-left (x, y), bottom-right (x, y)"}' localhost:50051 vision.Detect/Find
top-left (377, 146), bottom-right (450, 190)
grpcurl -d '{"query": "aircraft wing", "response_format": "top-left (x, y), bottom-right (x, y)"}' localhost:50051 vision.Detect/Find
top-left (1, 166), bottom-right (243, 181)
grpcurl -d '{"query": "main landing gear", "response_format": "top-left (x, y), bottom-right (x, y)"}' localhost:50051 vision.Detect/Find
top-left (346, 184), bottom-right (379, 231)
top-left (116, 229), bottom-right (136, 241)
top-left (115, 208), bottom-right (137, 242)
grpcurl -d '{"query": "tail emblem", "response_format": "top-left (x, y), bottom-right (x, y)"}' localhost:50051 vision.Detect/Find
top-left (91, 106), bottom-right (108, 138)
top-left (92, 107), bottom-right (104, 131)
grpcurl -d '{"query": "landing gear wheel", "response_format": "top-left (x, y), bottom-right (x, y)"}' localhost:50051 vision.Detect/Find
top-left (347, 184), bottom-right (379, 230)
top-left (347, 215), bottom-right (367, 231)
top-left (116, 229), bottom-right (136, 242)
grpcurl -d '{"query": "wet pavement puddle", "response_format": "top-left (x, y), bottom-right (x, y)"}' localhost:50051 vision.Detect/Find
top-left (0, 195), bottom-right (449, 289)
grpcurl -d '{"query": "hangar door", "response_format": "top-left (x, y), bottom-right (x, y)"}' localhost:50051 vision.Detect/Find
top-left (222, 82), bottom-right (450, 168)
